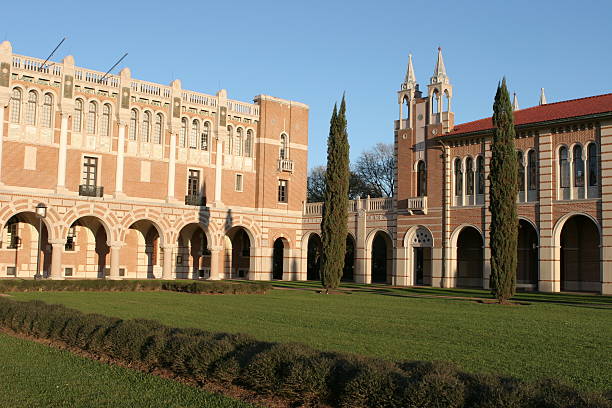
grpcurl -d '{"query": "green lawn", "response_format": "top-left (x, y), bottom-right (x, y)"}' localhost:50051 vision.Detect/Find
top-left (0, 332), bottom-right (257, 408)
top-left (8, 285), bottom-right (612, 392)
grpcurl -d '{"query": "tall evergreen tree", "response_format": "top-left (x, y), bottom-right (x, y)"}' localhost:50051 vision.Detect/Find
top-left (321, 96), bottom-right (350, 292)
top-left (489, 78), bottom-right (519, 302)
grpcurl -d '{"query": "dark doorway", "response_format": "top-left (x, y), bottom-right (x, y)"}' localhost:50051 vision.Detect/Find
top-left (517, 220), bottom-right (538, 286)
top-left (456, 227), bottom-right (483, 288)
top-left (307, 234), bottom-right (322, 281)
top-left (272, 238), bottom-right (284, 280)
top-left (560, 215), bottom-right (600, 292)
top-left (371, 232), bottom-right (391, 284)
top-left (342, 235), bottom-right (355, 281)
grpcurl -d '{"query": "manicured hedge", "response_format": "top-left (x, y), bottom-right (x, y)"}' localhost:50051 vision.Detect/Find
top-left (0, 279), bottom-right (271, 295)
top-left (0, 297), bottom-right (609, 408)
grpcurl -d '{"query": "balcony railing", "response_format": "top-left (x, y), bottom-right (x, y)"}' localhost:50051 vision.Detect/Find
top-left (79, 185), bottom-right (104, 197)
top-left (302, 196), bottom-right (395, 216)
top-left (277, 159), bottom-right (294, 173)
top-left (185, 195), bottom-right (206, 206)
top-left (407, 196), bottom-right (427, 214)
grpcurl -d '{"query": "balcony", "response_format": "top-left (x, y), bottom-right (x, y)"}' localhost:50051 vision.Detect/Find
top-left (185, 195), bottom-right (206, 206)
top-left (277, 159), bottom-right (294, 173)
top-left (79, 185), bottom-right (104, 197)
top-left (407, 196), bottom-right (427, 214)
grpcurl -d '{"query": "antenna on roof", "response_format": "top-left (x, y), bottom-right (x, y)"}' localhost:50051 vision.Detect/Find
top-left (99, 52), bottom-right (128, 83)
top-left (40, 37), bottom-right (66, 71)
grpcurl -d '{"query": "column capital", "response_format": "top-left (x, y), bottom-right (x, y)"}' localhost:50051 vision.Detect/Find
top-left (162, 244), bottom-right (177, 250)
top-left (108, 241), bottom-right (124, 249)
top-left (48, 239), bottom-right (65, 246)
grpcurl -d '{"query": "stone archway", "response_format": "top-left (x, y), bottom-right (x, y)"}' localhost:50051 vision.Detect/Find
top-left (225, 226), bottom-right (254, 279)
top-left (176, 223), bottom-right (210, 279)
top-left (409, 226), bottom-right (433, 286)
top-left (559, 215), bottom-right (600, 292)
top-left (125, 220), bottom-right (164, 279)
top-left (456, 226), bottom-right (483, 288)
top-left (272, 237), bottom-right (289, 280)
top-left (63, 216), bottom-right (111, 278)
top-left (370, 231), bottom-right (393, 284)
top-left (306, 233), bottom-right (322, 281)
top-left (343, 234), bottom-right (356, 282)
top-left (1, 212), bottom-right (51, 278)
top-left (517, 219), bottom-right (538, 288)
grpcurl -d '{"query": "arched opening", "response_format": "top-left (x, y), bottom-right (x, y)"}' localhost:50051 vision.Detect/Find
top-left (560, 215), bottom-right (600, 292)
top-left (371, 231), bottom-right (392, 284)
top-left (306, 233), bottom-right (322, 281)
top-left (417, 160), bottom-right (427, 197)
top-left (64, 216), bottom-right (109, 278)
top-left (176, 223), bottom-right (210, 279)
top-left (517, 220), bottom-right (538, 287)
top-left (272, 238), bottom-right (286, 280)
top-left (225, 226), bottom-right (252, 279)
top-left (410, 227), bottom-right (433, 286)
top-left (342, 234), bottom-right (355, 282)
top-left (126, 220), bottom-right (162, 279)
top-left (1, 212), bottom-right (51, 278)
top-left (443, 90), bottom-right (450, 112)
top-left (403, 95), bottom-right (410, 122)
top-left (431, 89), bottom-right (439, 115)
top-left (456, 227), bottom-right (483, 288)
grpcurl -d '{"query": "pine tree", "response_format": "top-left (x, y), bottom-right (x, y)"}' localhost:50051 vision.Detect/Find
top-left (489, 78), bottom-right (518, 303)
top-left (321, 96), bottom-right (350, 292)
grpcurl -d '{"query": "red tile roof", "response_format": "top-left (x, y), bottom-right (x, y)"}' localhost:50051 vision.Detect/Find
top-left (447, 93), bottom-right (612, 136)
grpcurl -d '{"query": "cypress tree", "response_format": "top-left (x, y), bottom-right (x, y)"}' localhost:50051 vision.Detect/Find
top-left (489, 78), bottom-right (518, 303)
top-left (321, 96), bottom-right (350, 292)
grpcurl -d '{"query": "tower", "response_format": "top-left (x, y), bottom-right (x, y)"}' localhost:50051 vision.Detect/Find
top-left (427, 47), bottom-right (454, 132)
top-left (397, 54), bottom-right (418, 129)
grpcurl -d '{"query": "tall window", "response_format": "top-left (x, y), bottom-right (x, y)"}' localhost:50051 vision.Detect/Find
top-left (454, 158), bottom-right (463, 197)
top-left (187, 169), bottom-right (200, 197)
top-left (417, 160), bottom-right (427, 197)
top-left (86, 101), bottom-right (97, 134)
top-left (245, 130), bottom-right (253, 157)
top-left (573, 144), bottom-right (584, 187)
top-left (279, 133), bottom-right (288, 159)
top-left (477, 156), bottom-right (485, 194)
top-left (559, 146), bottom-right (569, 188)
top-left (278, 179), bottom-right (288, 202)
top-left (528, 150), bottom-right (537, 190)
top-left (235, 174), bottom-right (243, 192)
top-left (588, 143), bottom-right (598, 186)
top-left (142, 111), bottom-right (151, 142)
top-left (73, 99), bottom-right (83, 132)
top-left (10, 88), bottom-right (21, 123)
top-left (25, 90), bottom-right (38, 125)
top-left (226, 126), bottom-right (233, 154)
top-left (41, 93), bottom-right (53, 128)
top-left (466, 157), bottom-right (474, 195)
top-left (190, 120), bottom-right (199, 148)
top-left (179, 118), bottom-right (187, 147)
top-left (235, 128), bottom-right (243, 156)
top-left (517, 151), bottom-right (525, 191)
top-left (153, 113), bottom-right (163, 144)
top-left (6, 219), bottom-right (19, 249)
top-left (201, 122), bottom-right (209, 151)
top-left (82, 156), bottom-right (98, 187)
top-left (129, 109), bottom-right (138, 141)
top-left (100, 104), bottom-right (111, 137)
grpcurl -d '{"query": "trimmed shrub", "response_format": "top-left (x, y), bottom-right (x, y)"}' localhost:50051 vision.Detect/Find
top-left (0, 297), bottom-right (609, 408)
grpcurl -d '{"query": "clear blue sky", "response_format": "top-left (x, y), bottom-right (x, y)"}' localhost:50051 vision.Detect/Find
top-left (4, 0), bottom-right (611, 169)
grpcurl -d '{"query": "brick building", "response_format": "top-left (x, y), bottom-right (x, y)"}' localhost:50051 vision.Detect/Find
top-left (0, 41), bottom-right (610, 294)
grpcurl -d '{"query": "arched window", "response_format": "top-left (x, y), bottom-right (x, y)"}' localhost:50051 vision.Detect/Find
top-left (190, 120), bottom-right (199, 148)
top-left (10, 88), bottom-right (22, 123)
top-left (466, 157), bottom-right (474, 195)
top-left (235, 128), bottom-right (243, 156)
top-left (417, 160), bottom-right (427, 197)
top-left (86, 101), bottom-right (97, 134)
top-left (432, 90), bottom-right (439, 114)
top-left (559, 146), bottom-right (569, 188)
top-left (477, 156), bottom-right (485, 194)
top-left (142, 111), bottom-right (151, 142)
top-left (573, 144), bottom-right (584, 187)
top-left (129, 109), bottom-right (138, 141)
top-left (153, 113), bottom-right (163, 144)
top-left (528, 150), bottom-right (537, 191)
top-left (179, 118), bottom-right (187, 147)
top-left (454, 158), bottom-right (463, 197)
top-left (443, 90), bottom-right (450, 112)
top-left (73, 99), bottom-right (83, 132)
top-left (280, 133), bottom-right (289, 159)
top-left (201, 122), bottom-right (209, 151)
top-left (517, 151), bottom-right (525, 191)
top-left (245, 130), bottom-right (253, 157)
top-left (226, 126), bottom-right (233, 154)
top-left (403, 95), bottom-right (410, 121)
top-left (25, 90), bottom-right (38, 125)
top-left (100, 104), bottom-right (111, 136)
top-left (588, 143), bottom-right (598, 186)
top-left (41, 93), bottom-right (53, 128)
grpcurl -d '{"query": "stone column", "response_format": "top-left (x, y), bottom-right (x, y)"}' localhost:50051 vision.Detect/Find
top-left (161, 244), bottom-right (175, 279)
top-left (0, 105), bottom-right (4, 185)
top-left (482, 139), bottom-right (492, 289)
top-left (167, 132), bottom-right (176, 201)
top-left (56, 112), bottom-right (69, 192)
top-left (115, 123), bottom-right (126, 196)
top-left (49, 241), bottom-right (64, 280)
top-left (538, 130), bottom-right (557, 292)
top-left (209, 246), bottom-right (222, 280)
top-left (214, 138), bottom-right (223, 205)
top-left (599, 121), bottom-right (612, 295)
top-left (108, 243), bottom-right (122, 280)
top-left (354, 199), bottom-right (368, 283)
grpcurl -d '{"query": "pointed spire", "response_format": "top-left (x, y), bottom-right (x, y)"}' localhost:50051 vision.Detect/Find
top-left (539, 88), bottom-right (547, 105)
top-left (404, 54), bottom-right (416, 85)
top-left (433, 46), bottom-right (446, 78)
top-left (512, 93), bottom-right (519, 111)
